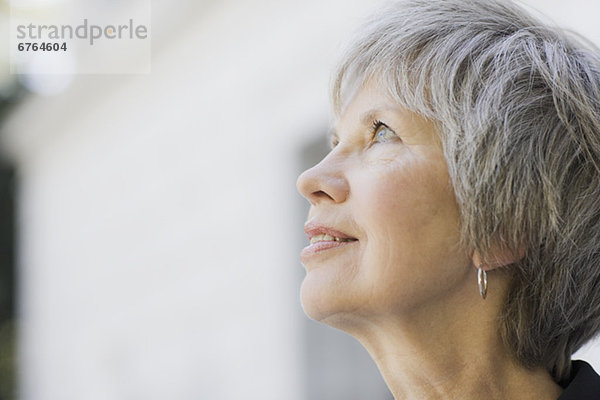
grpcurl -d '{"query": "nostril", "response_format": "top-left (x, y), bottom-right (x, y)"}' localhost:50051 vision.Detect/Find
top-left (312, 190), bottom-right (335, 202)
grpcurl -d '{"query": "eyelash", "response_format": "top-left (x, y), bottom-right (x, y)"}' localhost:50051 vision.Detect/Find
top-left (330, 119), bottom-right (395, 149)
top-left (330, 137), bottom-right (339, 149)
top-left (370, 120), bottom-right (386, 136)
top-left (369, 119), bottom-right (396, 144)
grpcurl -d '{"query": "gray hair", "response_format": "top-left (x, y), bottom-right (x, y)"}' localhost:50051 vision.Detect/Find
top-left (332, 0), bottom-right (600, 381)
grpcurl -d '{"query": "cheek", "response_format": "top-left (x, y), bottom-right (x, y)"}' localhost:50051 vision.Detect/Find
top-left (348, 157), bottom-right (470, 310)
top-left (354, 157), bottom-right (463, 272)
top-left (358, 156), bottom-right (452, 236)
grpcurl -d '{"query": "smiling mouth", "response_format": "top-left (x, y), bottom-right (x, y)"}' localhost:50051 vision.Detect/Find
top-left (301, 233), bottom-right (359, 261)
top-left (309, 234), bottom-right (357, 244)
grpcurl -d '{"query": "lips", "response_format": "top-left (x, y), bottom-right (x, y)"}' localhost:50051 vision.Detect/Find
top-left (304, 223), bottom-right (358, 241)
top-left (301, 222), bottom-right (358, 260)
top-left (309, 233), bottom-right (355, 244)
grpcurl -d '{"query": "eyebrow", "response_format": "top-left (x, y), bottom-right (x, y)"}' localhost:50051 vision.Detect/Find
top-left (329, 107), bottom-right (395, 144)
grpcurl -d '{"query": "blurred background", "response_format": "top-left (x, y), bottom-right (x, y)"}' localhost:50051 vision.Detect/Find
top-left (0, 0), bottom-right (599, 399)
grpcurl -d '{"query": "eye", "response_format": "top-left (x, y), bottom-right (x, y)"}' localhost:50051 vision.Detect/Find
top-left (370, 120), bottom-right (398, 144)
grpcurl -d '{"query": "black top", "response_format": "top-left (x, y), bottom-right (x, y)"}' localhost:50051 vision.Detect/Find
top-left (559, 360), bottom-right (600, 399)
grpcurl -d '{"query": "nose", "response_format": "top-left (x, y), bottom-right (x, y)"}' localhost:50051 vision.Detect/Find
top-left (296, 152), bottom-right (349, 206)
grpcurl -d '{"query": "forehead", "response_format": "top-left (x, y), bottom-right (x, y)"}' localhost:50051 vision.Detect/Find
top-left (337, 77), bottom-right (391, 117)
top-left (331, 83), bottom-right (396, 137)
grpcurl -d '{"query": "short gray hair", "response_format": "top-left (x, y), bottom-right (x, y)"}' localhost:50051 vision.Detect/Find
top-left (332, 0), bottom-right (600, 381)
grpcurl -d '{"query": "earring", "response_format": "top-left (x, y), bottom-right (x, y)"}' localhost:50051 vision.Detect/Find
top-left (478, 267), bottom-right (488, 300)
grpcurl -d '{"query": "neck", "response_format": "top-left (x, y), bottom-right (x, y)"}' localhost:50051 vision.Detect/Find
top-left (362, 328), bottom-right (562, 399)
top-left (330, 275), bottom-right (563, 400)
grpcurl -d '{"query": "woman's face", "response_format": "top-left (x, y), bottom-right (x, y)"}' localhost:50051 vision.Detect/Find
top-left (296, 82), bottom-right (473, 325)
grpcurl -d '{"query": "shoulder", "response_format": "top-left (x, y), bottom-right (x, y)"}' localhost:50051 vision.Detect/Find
top-left (559, 360), bottom-right (600, 399)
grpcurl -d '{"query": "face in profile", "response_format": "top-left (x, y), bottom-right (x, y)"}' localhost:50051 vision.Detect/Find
top-left (296, 82), bottom-right (474, 327)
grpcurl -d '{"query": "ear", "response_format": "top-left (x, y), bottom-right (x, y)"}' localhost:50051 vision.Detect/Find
top-left (472, 242), bottom-right (526, 271)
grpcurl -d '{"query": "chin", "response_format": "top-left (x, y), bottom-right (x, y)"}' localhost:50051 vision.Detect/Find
top-left (299, 271), bottom-right (367, 328)
top-left (300, 271), bottom-right (344, 321)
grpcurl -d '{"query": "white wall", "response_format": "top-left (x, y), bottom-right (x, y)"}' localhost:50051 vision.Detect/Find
top-left (1, 0), bottom-right (380, 399)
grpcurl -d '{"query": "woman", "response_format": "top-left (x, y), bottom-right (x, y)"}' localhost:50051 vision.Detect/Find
top-left (296, 0), bottom-right (600, 398)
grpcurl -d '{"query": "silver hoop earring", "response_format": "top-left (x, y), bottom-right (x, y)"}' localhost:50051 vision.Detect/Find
top-left (478, 268), bottom-right (488, 300)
